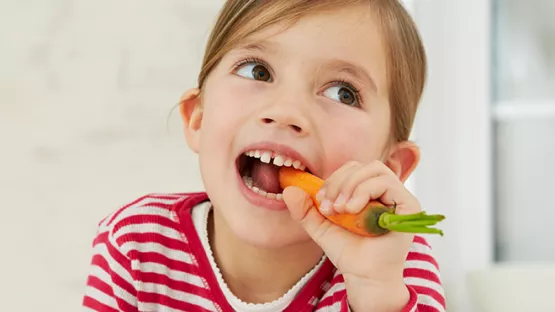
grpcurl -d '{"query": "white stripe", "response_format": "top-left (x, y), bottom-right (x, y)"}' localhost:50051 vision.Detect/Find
top-left (139, 282), bottom-right (215, 311)
top-left (104, 197), bottom-right (180, 227)
top-left (409, 242), bottom-right (433, 255)
top-left (93, 242), bottom-right (135, 283)
top-left (404, 277), bottom-right (444, 297)
top-left (320, 279), bottom-right (345, 300)
top-left (113, 221), bottom-right (183, 242)
top-left (89, 264), bottom-right (112, 286)
top-left (110, 202), bottom-right (178, 226)
top-left (98, 195), bottom-right (183, 229)
top-left (99, 210), bottom-right (120, 229)
top-left (120, 241), bottom-right (194, 264)
top-left (138, 262), bottom-right (205, 288)
top-left (84, 286), bottom-right (119, 310)
top-left (82, 307), bottom-right (97, 312)
top-left (315, 301), bottom-right (342, 311)
top-left (404, 259), bottom-right (441, 277)
top-left (92, 243), bottom-right (138, 307)
top-left (417, 294), bottom-right (445, 312)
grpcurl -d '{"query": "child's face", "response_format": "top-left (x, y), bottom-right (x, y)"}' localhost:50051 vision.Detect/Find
top-left (185, 5), bottom-right (397, 248)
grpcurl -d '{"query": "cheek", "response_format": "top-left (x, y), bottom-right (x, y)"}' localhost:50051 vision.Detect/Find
top-left (200, 79), bottom-right (252, 138)
top-left (319, 111), bottom-right (390, 174)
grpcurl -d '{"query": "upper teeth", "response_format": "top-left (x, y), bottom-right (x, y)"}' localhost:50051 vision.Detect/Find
top-left (245, 150), bottom-right (307, 171)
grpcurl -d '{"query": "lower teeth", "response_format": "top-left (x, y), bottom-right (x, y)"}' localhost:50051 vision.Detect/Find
top-left (242, 176), bottom-right (283, 201)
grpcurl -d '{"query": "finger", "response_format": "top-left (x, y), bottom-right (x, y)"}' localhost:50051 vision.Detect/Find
top-left (283, 186), bottom-right (361, 264)
top-left (344, 175), bottom-right (391, 214)
top-left (330, 161), bottom-right (391, 212)
top-left (318, 161), bottom-right (360, 200)
top-left (318, 162), bottom-right (362, 215)
top-left (345, 175), bottom-right (421, 215)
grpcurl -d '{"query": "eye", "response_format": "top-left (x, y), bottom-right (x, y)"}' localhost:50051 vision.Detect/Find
top-left (235, 62), bottom-right (272, 82)
top-left (323, 84), bottom-right (360, 107)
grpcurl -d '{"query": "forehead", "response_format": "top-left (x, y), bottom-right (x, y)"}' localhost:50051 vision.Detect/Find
top-left (236, 4), bottom-right (388, 94)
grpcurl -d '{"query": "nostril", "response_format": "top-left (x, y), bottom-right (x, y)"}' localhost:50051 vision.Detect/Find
top-left (290, 125), bottom-right (302, 133)
top-left (261, 118), bottom-right (274, 124)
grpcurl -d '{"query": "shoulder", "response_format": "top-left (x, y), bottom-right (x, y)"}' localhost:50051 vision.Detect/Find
top-left (94, 192), bottom-right (208, 256)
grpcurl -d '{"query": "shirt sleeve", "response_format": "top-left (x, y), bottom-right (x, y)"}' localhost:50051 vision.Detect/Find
top-left (82, 218), bottom-right (138, 312)
top-left (314, 236), bottom-right (446, 312)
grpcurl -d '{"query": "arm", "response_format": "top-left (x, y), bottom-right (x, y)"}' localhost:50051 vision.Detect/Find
top-left (82, 223), bottom-right (138, 312)
top-left (314, 236), bottom-right (445, 312)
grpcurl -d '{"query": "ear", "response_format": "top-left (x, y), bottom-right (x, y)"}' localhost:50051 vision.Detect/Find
top-left (179, 88), bottom-right (203, 153)
top-left (384, 141), bottom-right (420, 183)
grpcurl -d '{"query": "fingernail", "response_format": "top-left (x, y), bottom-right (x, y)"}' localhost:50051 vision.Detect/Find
top-left (316, 189), bottom-right (326, 202)
top-left (333, 193), bottom-right (347, 208)
top-left (319, 199), bottom-right (332, 216)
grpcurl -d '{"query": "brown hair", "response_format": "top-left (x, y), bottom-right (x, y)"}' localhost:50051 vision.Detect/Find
top-left (197, 0), bottom-right (427, 142)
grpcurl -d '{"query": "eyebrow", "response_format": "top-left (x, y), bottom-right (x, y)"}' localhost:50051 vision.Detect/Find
top-left (237, 40), bottom-right (278, 54)
top-left (321, 59), bottom-right (378, 92)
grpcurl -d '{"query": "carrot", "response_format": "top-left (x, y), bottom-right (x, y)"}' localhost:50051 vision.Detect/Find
top-left (279, 166), bottom-right (445, 237)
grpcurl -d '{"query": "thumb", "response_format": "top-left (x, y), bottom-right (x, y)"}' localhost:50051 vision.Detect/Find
top-left (282, 186), bottom-right (316, 222)
top-left (283, 186), bottom-right (341, 246)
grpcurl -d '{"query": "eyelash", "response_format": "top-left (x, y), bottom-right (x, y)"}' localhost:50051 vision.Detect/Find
top-left (328, 79), bottom-right (364, 107)
top-left (232, 57), bottom-right (271, 73)
top-left (232, 57), bottom-right (364, 107)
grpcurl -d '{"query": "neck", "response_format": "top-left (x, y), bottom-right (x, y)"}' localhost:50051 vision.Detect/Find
top-left (208, 209), bottom-right (323, 304)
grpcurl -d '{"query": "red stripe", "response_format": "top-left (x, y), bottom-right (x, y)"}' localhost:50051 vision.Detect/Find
top-left (91, 254), bottom-right (136, 300)
top-left (130, 251), bottom-right (198, 274)
top-left (139, 271), bottom-right (209, 298)
top-left (412, 285), bottom-right (446, 308)
top-left (112, 214), bottom-right (183, 240)
top-left (404, 268), bottom-right (441, 284)
top-left (417, 303), bottom-right (443, 312)
top-left (315, 287), bottom-right (345, 308)
top-left (406, 251), bottom-right (440, 270)
top-left (138, 291), bottom-right (213, 312)
top-left (84, 276), bottom-right (138, 312)
top-left (86, 275), bottom-right (115, 299)
top-left (82, 296), bottom-right (120, 312)
top-left (147, 193), bottom-right (186, 200)
top-left (93, 232), bottom-right (109, 247)
top-left (106, 195), bottom-right (154, 226)
top-left (402, 284), bottom-right (418, 312)
top-left (412, 235), bottom-right (431, 248)
top-left (91, 234), bottom-right (137, 298)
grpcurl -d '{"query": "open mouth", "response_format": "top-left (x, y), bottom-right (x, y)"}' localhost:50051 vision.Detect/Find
top-left (237, 149), bottom-right (309, 201)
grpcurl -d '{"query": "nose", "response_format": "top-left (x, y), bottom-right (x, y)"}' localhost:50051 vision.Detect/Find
top-left (258, 109), bottom-right (310, 136)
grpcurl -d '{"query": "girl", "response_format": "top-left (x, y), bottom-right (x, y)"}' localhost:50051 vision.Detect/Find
top-left (83, 0), bottom-right (446, 311)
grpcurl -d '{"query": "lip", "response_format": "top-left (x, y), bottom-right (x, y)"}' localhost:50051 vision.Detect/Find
top-left (235, 141), bottom-right (317, 211)
top-left (236, 174), bottom-right (289, 211)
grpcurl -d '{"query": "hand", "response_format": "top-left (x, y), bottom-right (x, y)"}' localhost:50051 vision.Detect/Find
top-left (283, 160), bottom-right (418, 311)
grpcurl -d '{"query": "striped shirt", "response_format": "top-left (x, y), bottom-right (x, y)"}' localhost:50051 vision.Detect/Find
top-left (82, 193), bottom-right (446, 311)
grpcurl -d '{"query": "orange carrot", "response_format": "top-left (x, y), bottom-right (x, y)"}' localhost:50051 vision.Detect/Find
top-left (279, 166), bottom-right (445, 237)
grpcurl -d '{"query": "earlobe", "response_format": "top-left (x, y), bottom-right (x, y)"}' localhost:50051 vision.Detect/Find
top-left (179, 88), bottom-right (202, 153)
top-left (385, 141), bottom-right (420, 183)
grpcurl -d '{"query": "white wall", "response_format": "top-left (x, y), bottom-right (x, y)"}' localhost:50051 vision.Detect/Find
top-left (410, 0), bottom-right (493, 311)
top-left (0, 1), bottom-right (223, 311)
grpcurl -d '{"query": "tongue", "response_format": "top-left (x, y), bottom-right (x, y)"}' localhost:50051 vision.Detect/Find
top-left (251, 160), bottom-right (282, 194)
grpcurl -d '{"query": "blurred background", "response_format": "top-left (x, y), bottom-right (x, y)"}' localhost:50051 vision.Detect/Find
top-left (0, 0), bottom-right (553, 311)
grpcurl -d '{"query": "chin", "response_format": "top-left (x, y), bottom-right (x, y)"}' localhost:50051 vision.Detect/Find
top-left (226, 200), bottom-right (313, 249)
